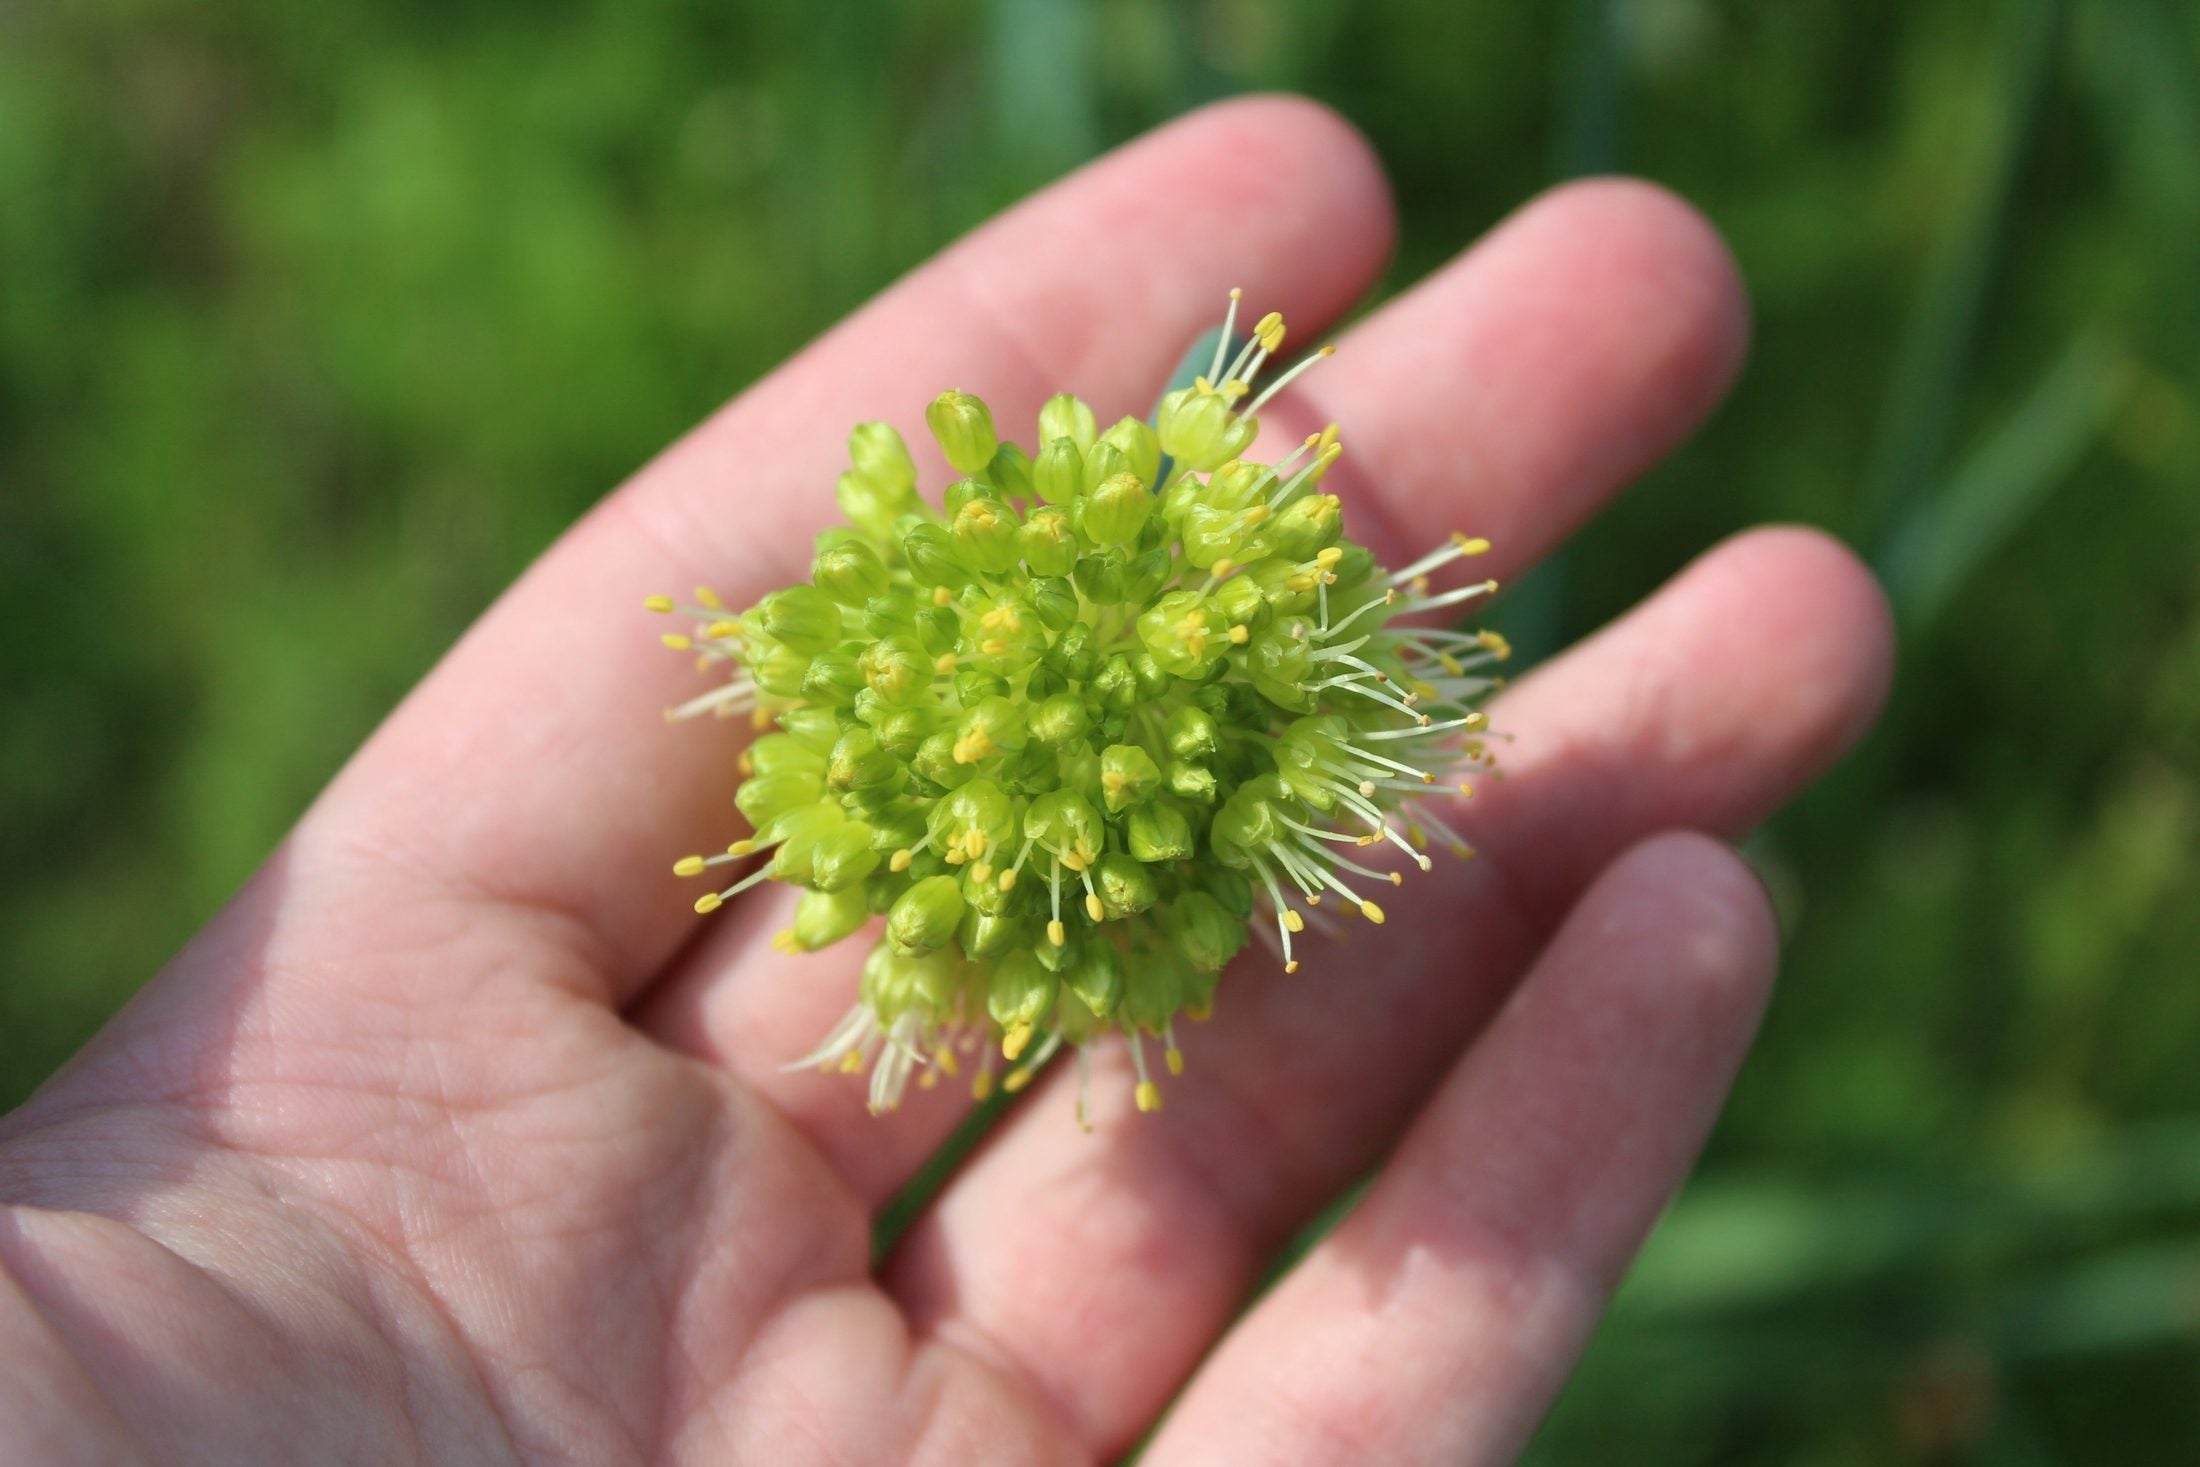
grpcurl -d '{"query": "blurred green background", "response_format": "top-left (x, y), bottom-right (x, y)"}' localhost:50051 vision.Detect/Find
top-left (4, 0), bottom-right (2196, 1460)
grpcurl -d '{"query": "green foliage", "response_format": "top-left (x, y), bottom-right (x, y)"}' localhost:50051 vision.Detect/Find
top-left (2, 1), bottom-right (2196, 1460)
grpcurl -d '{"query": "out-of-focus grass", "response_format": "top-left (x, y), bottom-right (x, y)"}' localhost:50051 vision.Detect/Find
top-left (3, 1), bottom-right (2196, 1460)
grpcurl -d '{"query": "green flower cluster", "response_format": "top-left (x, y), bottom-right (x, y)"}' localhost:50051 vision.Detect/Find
top-left (649, 293), bottom-right (1506, 1122)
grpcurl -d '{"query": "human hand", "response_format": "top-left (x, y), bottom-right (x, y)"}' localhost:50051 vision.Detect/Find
top-left (0, 97), bottom-right (1891, 1465)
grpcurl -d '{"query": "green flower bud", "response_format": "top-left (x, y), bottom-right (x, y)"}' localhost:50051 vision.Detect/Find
top-left (1270, 492), bottom-right (1343, 559)
top-left (748, 639), bottom-right (813, 698)
top-left (900, 522), bottom-right (970, 590)
top-left (1045, 621), bottom-right (1098, 680)
top-left (766, 801), bottom-right (848, 884)
top-left (1026, 575), bottom-right (1078, 631)
top-left (1038, 392), bottom-right (1098, 454)
top-left (1024, 789), bottom-right (1104, 869)
top-left (1029, 691), bottom-right (1092, 746)
top-left (958, 907), bottom-right (1025, 959)
top-left (747, 733), bottom-right (826, 777)
top-left (1123, 949), bottom-right (1186, 1030)
top-left (1166, 759), bottom-right (1218, 804)
top-left (803, 645), bottom-right (866, 704)
top-left (1137, 589), bottom-right (1233, 679)
top-left (1080, 439), bottom-right (1132, 495)
top-left (1127, 800), bottom-right (1194, 862)
top-left (1064, 938), bottom-right (1124, 1018)
top-left (953, 696), bottom-right (1029, 766)
top-left (1093, 851), bottom-right (1159, 918)
top-left (1208, 572), bottom-right (1268, 631)
top-left (812, 536), bottom-right (892, 605)
top-left (951, 495), bottom-right (1021, 574)
top-left (1131, 650), bottom-right (1174, 699)
top-left (1033, 437), bottom-right (1083, 506)
top-left (987, 948), bottom-right (1058, 1036)
top-left (760, 588), bottom-right (849, 654)
top-left (929, 777), bottom-right (1016, 861)
top-left (1156, 386), bottom-right (1257, 471)
top-left (909, 733), bottom-right (969, 793)
top-left (871, 704), bottom-right (933, 759)
top-left (736, 769), bottom-right (823, 828)
top-left (1099, 743), bottom-right (1161, 813)
top-left (791, 885), bottom-right (871, 951)
top-left (927, 389), bottom-right (999, 475)
top-left (849, 421), bottom-right (917, 494)
top-left (810, 821), bottom-right (883, 891)
top-left (1165, 704), bottom-right (1219, 759)
top-left (986, 441), bottom-right (1034, 500)
top-left (1159, 892), bottom-right (1244, 973)
top-left (1098, 415), bottom-right (1162, 488)
top-left (828, 725), bottom-right (900, 795)
top-left (859, 635), bottom-right (932, 705)
top-left (888, 874), bottom-right (965, 955)
top-left (1091, 653), bottom-right (1139, 711)
top-left (1083, 472), bottom-right (1151, 548)
top-left (1018, 506), bottom-right (1078, 576)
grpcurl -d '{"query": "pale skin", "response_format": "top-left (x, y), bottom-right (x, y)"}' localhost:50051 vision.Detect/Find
top-left (0, 97), bottom-right (1893, 1464)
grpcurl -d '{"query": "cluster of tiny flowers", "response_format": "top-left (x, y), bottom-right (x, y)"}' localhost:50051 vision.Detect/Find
top-left (648, 292), bottom-right (1507, 1125)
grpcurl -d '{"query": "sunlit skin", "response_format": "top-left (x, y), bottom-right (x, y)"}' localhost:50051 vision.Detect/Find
top-left (0, 98), bottom-right (1889, 1464)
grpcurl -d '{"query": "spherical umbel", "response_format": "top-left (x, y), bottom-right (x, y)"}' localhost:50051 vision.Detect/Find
top-left (647, 291), bottom-right (1507, 1127)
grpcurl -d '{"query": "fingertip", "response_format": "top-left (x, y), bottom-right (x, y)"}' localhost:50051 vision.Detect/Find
top-left (1154, 94), bottom-right (1397, 321)
top-left (1709, 524), bottom-right (1897, 762)
top-left (1599, 830), bottom-right (1781, 1019)
top-left (1511, 176), bottom-right (1752, 427)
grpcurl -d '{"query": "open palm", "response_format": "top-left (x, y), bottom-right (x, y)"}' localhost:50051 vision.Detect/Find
top-left (0, 98), bottom-right (1890, 1465)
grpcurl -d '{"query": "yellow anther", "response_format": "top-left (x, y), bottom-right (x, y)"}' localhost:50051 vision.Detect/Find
top-left (1047, 919), bottom-right (1067, 946)
top-left (932, 585), bottom-right (953, 607)
top-left (889, 848), bottom-right (914, 872)
top-left (731, 839), bottom-right (759, 857)
top-left (660, 633), bottom-right (693, 651)
top-left (1084, 892), bottom-right (1104, 922)
top-left (917, 1067), bottom-right (939, 1091)
top-left (673, 855), bottom-right (707, 878)
top-left (703, 619), bottom-right (742, 640)
top-left (694, 892), bottom-right (724, 915)
top-left (966, 830), bottom-right (988, 857)
top-left (695, 585), bottom-right (724, 609)
top-left (771, 928), bottom-right (800, 954)
top-left (953, 730), bottom-right (994, 764)
top-left (970, 861), bottom-right (994, 885)
top-left (1003, 1021), bottom-right (1034, 1061)
top-left (1315, 548), bottom-right (1343, 571)
top-left (1059, 850), bottom-right (1089, 872)
top-left (972, 1070), bottom-right (996, 1101)
top-left (1439, 652), bottom-right (1465, 677)
top-left (934, 652), bottom-right (957, 674)
top-left (839, 1049), bottom-right (865, 1074)
top-left (1457, 783), bottom-right (1475, 798)
top-left (737, 750), bottom-right (755, 775)
top-left (750, 706), bottom-right (772, 730)
top-left (1242, 503), bottom-right (1271, 525)
top-left (1135, 1080), bottom-right (1164, 1114)
top-left (1477, 629), bottom-right (1513, 660)
top-left (1227, 624), bottom-right (1250, 645)
top-left (935, 1046), bottom-right (960, 1077)
top-left (1360, 900), bottom-right (1386, 924)
top-left (1193, 374), bottom-right (1216, 396)
top-left (1286, 573), bottom-right (1316, 593)
top-left (1283, 908), bottom-right (1305, 933)
top-left (1165, 1047), bottom-right (1185, 1077)
top-left (1452, 533), bottom-right (1491, 556)
top-left (643, 594), bottom-right (675, 613)
top-left (1307, 893), bottom-right (1323, 906)
top-left (979, 638), bottom-right (1006, 655)
top-left (944, 848), bottom-right (967, 866)
top-left (1408, 822), bottom-right (1429, 848)
top-left (1284, 960), bottom-right (1300, 974)
top-left (980, 605), bottom-right (1020, 631)
top-left (997, 868), bottom-right (1018, 892)
top-left (1003, 1066), bottom-right (1035, 1094)
top-left (1388, 871), bottom-right (1404, 886)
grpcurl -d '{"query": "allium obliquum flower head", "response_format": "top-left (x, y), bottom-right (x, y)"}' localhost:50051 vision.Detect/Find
top-left (648, 290), bottom-right (1509, 1126)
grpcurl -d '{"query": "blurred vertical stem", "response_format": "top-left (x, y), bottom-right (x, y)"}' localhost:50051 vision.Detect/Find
top-left (985, 0), bottom-right (1098, 182)
top-left (1857, 0), bottom-right (2065, 542)
top-left (1501, 0), bottom-right (1621, 664)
